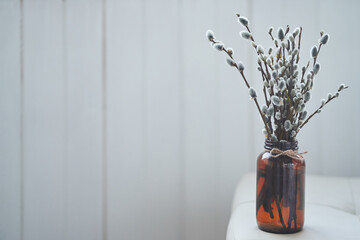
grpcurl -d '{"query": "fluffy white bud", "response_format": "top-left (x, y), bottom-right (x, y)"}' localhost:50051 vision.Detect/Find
top-left (206, 30), bottom-right (215, 41)
top-left (257, 45), bottom-right (264, 54)
top-left (213, 42), bottom-right (224, 51)
top-left (320, 99), bottom-right (326, 106)
top-left (338, 84), bottom-right (346, 91)
top-left (271, 96), bottom-right (281, 106)
top-left (226, 58), bottom-right (236, 67)
top-left (267, 105), bottom-right (274, 117)
top-left (226, 48), bottom-right (233, 55)
top-left (249, 87), bottom-right (257, 98)
top-left (240, 31), bottom-right (252, 40)
top-left (278, 79), bottom-right (286, 91)
top-left (284, 120), bottom-right (292, 132)
top-left (313, 63), bottom-right (321, 75)
top-left (238, 16), bottom-right (249, 27)
top-left (275, 112), bottom-right (281, 120)
top-left (289, 35), bottom-right (294, 42)
top-left (272, 71), bottom-right (278, 79)
top-left (261, 105), bottom-right (267, 114)
top-left (300, 111), bottom-right (307, 120)
top-left (320, 33), bottom-right (329, 45)
top-left (269, 79), bottom-right (275, 87)
top-left (278, 27), bottom-right (285, 41)
top-left (290, 130), bottom-right (296, 137)
top-left (293, 28), bottom-right (300, 37)
top-left (237, 61), bottom-right (245, 71)
top-left (266, 58), bottom-right (272, 66)
top-left (311, 45), bottom-right (318, 58)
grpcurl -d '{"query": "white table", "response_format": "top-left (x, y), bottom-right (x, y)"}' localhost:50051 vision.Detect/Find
top-left (226, 173), bottom-right (360, 240)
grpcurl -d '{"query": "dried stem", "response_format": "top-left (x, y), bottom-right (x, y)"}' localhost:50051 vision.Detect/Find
top-left (300, 61), bottom-right (310, 83)
top-left (296, 27), bottom-right (302, 64)
top-left (296, 87), bottom-right (348, 134)
top-left (209, 39), bottom-right (272, 138)
top-left (236, 67), bottom-right (271, 138)
top-left (269, 31), bottom-right (274, 41)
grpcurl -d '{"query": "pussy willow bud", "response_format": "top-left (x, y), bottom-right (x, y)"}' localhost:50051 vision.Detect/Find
top-left (290, 131), bottom-right (296, 138)
top-left (284, 120), bottom-right (292, 132)
top-left (226, 58), bottom-right (236, 67)
top-left (238, 16), bottom-right (249, 27)
top-left (278, 79), bottom-right (286, 91)
top-left (278, 27), bottom-right (285, 41)
top-left (311, 45), bottom-right (318, 58)
top-left (226, 48), bottom-right (233, 55)
top-left (320, 33), bottom-right (329, 45)
top-left (271, 96), bottom-right (281, 106)
top-left (267, 105), bottom-right (274, 117)
top-left (313, 63), bottom-right (321, 75)
top-left (338, 84), bottom-right (346, 91)
top-left (257, 45), bottom-right (264, 54)
top-left (320, 99), bottom-right (326, 106)
top-left (249, 87), bottom-right (257, 98)
top-left (240, 31), bottom-right (252, 40)
top-left (300, 111), bottom-right (307, 120)
top-left (275, 112), bottom-right (281, 120)
top-left (237, 61), bottom-right (245, 71)
top-left (206, 29), bottom-right (215, 41)
top-left (261, 105), bottom-right (267, 114)
top-left (213, 42), bottom-right (224, 51)
top-left (269, 27), bottom-right (274, 34)
top-left (293, 28), bottom-right (300, 37)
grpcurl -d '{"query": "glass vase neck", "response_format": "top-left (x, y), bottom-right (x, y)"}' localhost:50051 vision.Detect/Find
top-left (264, 140), bottom-right (298, 151)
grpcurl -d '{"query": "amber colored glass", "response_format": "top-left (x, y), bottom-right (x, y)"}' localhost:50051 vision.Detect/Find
top-left (256, 140), bottom-right (305, 233)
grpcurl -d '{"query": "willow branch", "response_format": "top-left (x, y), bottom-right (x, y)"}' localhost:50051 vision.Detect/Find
top-left (296, 27), bottom-right (302, 64)
top-left (231, 65), bottom-right (271, 138)
top-left (300, 61), bottom-right (309, 83)
top-left (296, 87), bottom-right (349, 135)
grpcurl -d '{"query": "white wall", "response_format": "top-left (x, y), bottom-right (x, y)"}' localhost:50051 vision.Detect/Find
top-left (0, 0), bottom-right (359, 240)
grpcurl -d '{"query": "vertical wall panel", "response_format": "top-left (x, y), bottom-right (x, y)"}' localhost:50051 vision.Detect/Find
top-left (0, 1), bottom-right (21, 239)
top-left (182, 0), bottom-right (221, 239)
top-left (64, 0), bottom-right (103, 239)
top-left (144, 0), bottom-right (182, 239)
top-left (216, 0), bottom-right (252, 237)
top-left (106, 0), bottom-right (147, 239)
top-left (23, 1), bottom-right (65, 240)
top-left (318, 0), bottom-right (360, 176)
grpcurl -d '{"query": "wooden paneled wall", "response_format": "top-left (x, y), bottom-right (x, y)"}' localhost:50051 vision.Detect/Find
top-left (1, 0), bottom-right (359, 239)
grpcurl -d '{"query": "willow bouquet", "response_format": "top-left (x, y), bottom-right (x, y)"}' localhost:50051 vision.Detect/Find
top-left (206, 14), bottom-right (348, 142)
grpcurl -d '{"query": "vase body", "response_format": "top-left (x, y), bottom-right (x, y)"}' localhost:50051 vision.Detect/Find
top-left (256, 140), bottom-right (305, 233)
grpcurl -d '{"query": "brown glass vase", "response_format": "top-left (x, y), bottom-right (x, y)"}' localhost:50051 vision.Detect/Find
top-left (256, 140), bottom-right (305, 233)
